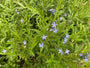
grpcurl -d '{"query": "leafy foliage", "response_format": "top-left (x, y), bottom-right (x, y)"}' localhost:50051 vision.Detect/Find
top-left (0, 0), bottom-right (90, 68)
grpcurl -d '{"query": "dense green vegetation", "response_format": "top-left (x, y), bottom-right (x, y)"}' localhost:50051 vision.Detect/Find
top-left (0, 0), bottom-right (90, 68)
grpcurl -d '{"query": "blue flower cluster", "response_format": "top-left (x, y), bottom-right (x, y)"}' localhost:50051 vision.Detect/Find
top-left (15, 9), bottom-right (20, 14)
top-left (79, 53), bottom-right (90, 62)
top-left (39, 34), bottom-right (47, 48)
top-left (38, 9), bottom-right (70, 56)
top-left (50, 21), bottom-right (58, 33)
top-left (58, 49), bottom-right (70, 55)
top-left (37, 8), bottom-right (89, 62)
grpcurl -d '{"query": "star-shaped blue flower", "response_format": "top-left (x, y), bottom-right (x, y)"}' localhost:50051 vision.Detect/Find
top-left (58, 49), bottom-right (63, 55)
top-left (51, 22), bottom-right (57, 28)
top-left (48, 9), bottom-right (56, 14)
top-left (65, 49), bottom-right (70, 54)
top-left (39, 43), bottom-right (43, 48)
top-left (53, 28), bottom-right (58, 33)
top-left (63, 38), bottom-right (67, 44)
top-left (79, 53), bottom-right (83, 57)
top-left (85, 58), bottom-right (88, 62)
top-left (41, 34), bottom-right (47, 40)
top-left (63, 34), bottom-right (69, 44)
top-left (23, 41), bottom-right (26, 45)
top-left (2, 49), bottom-right (7, 53)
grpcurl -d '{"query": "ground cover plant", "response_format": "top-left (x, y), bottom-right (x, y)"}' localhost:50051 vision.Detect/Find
top-left (0, 0), bottom-right (90, 68)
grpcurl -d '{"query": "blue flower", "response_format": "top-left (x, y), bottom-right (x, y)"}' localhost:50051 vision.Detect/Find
top-left (2, 49), bottom-right (7, 53)
top-left (64, 13), bottom-right (67, 17)
top-left (84, 53), bottom-right (89, 62)
top-left (39, 43), bottom-right (43, 48)
top-left (41, 34), bottom-right (47, 40)
top-left (85, 53), bottom-right (90, 58)
top-left (46, 28), bottom-right (49, 31)
top-left (58, 49), bottom-right (63, 55)
top-left (48, 9), bottom-right (56, 14)
top-left (63, 38), bottom-right (67, 44)
top-left (85, 58), bottom-right (88, 62)
top-left (23, 41), bottom-right (26, 45)
top-left (65, 49), bottom-right (70, 54)
top-left (50, 28), bottom-right (53, 31)
top-left (15, 9), bottom-right (17, 12)
top-left (66, 34), bottom-right (69, 38)
top-left (63, 34), bottom-right (69, 44)
top-left (21, 19), bottom-right (23, 22)
top-left (53, 28), bottom-right (58, 33)
top-left (50, 21), bottom-right (58, 33)
top-left (60, 17), bottom-right (62, 21)
top-left (51, 22), bottom-right (57, 28)
top-left (86, 53), bottom-right (90, 57)
top-left (79, 53), bottom-right (83, 57)
top-left (17, 12), bottom-right (20, 14)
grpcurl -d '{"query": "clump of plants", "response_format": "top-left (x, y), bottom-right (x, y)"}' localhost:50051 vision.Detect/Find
top-left (0, 0), bottom-right (90, 68)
